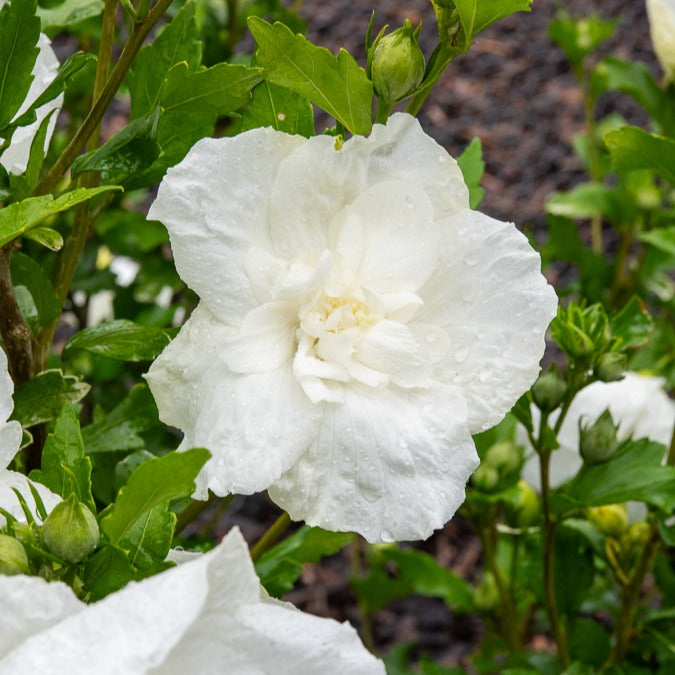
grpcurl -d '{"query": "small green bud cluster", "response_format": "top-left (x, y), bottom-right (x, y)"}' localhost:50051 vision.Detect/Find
top-left (368, 19), bottom-right (426, 103)
top-left (531, 366), bottom-right (566, 412)
top-left (587, 504), bottom-right (628, 539)
top-left (42, 495), bottom-right (100, 564)
top-left (551, 303), bottom-right (614, 364)
top-left (472, 441), bottom-right (522, 493)
top-left (579, 409), bottom-right (618, 464)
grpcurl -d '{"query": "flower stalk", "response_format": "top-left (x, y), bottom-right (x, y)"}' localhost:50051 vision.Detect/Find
top-left (249, 511), bottom-right (292, 563)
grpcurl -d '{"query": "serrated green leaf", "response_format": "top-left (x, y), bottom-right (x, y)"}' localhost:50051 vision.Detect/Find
top-left (256, 526), bottom-right (354, 597)
top-left (0, 186), bottom-right (121, 247)
top-left (610, 296), bottom-right (653, 349)
top-left (234, 81), bottom-right (314, 137)
top-left (454, 0), bottom-right (532, 44)
top-left (604, 126), bottom-right (675, 185)
top-left (30, 404), bottom-right (94, 511)
top-left (37, 0), bottom-right (103, 31)
top-left (457, 137), bottom-right (485, 208)
top-left (120, 503), bottom-right (175, 569)
top-left (128, 0), bottom-right (202, 120)
top-left (639, 226), bottom-right (675, 258)
top-left (64, 319), bottom-right (172, 362)
top-left (23, 226), bottom-right (63, 251)
top-left (100, 447), bottom-right (209, 546)
top-left (82, 385), bottom-right (159, 454)
top-left (10, 251), bottom-right (60, 324)
top-left (11, 370), bottom-right (90, 427)
top-left (248, 17), bottom-right (372, 135)
top-left (0, 0), bottom-right (40, 130)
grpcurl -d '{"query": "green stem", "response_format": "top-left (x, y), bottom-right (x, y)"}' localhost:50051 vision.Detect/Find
top-left (175, 493), bottom-right (218, 534)
top-left (667, 425), bottom-right (675, 467)
top-left (581, 67), bottom-right (603, 255)
top-left (249, 512), bottom-right (291, 563)
top-left (610, 226), bottom-right (633, 302)
top-left (374, 98), bottom-right (393, 125)
top-left (404, 44), bottom-right (459, 116)
top-left (349, 538), bottom-right (376, 652)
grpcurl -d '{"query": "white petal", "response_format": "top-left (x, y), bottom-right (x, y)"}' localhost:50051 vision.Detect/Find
top-left (0, 575), bottom-right (83, 660)
top-left (418, 209), bottom-right (558, 432)
top-left (0, 34), bottom-right (61, 175)
top-left (0, 469), bottom-right (62, 526)
top-left (146, 305), bottom-right (321, 498)
top-left (270, 387), bottom-right (478, 543)
top-left (147, 129), bottom-right (305, 326)
top-left (0, 348), bottom-right (14, 426)
top-left (268, 113), bottom-right (469, 260)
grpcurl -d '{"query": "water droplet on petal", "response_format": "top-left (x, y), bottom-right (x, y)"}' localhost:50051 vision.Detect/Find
top-left (454, 347), bottom-right (469, 363)
top-left (464, 253), bottom-right (479, 266)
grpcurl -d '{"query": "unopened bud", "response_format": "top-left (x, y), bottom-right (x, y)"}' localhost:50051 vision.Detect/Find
top-left (506, 480), bottom-right (540, 528)
top-left (0, 534), bottom-right (30, 575)
top-left (587, 504), bottom-right (628, 538)
top-left (371, 20), bottom-right (425, 102)
top-left (472, 463), bottom-right (499, 492)
top-left (474, 572), bottom-right (500, 611)
top-left (42, 495), bottom-right (99, 564)
top-left (595, 352), bottom-right (627, 383)
top-left (580, 409), bottom-right (618, 464)
top-left (532, 368), bottom-right (567, 412)
top-left (621, 521), bottom-right (651, 554)
top-left (485, 441), bottom-right (521, 474)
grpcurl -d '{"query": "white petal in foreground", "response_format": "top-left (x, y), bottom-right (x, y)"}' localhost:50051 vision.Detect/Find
top-left (0, 528), bottom-right (384, 675)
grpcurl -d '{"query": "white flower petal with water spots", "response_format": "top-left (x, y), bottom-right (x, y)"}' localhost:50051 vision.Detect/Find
top-left (146, 113), bottom-right (557, 542)
top-left (521, 372), bottom-right (675, 489)
top-left (0, 528), bottom-right (384, 675)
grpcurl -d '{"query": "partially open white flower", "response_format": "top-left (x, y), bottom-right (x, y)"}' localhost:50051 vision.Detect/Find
top-left (0, 527), bottom-right (384, 674)
top-left (0, 349), bottom-right (60, 526)
top-left (0, 1), bottom-right (61, 175)
top-left (521, 372), bottom-right (675, 489)
top-left (146, 114), bottom-right (557, 542)
top-left (647, 0), bottom-right (675, 82)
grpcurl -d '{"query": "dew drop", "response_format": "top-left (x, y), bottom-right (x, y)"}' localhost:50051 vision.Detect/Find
top-left (454, 347), bottom-right (469, 363)
top-left (397, 435), bottom-right (408, 449)
top-left (426, 332), bottom-right (438, 344)
top-left (478, 368), bottom-right (491, 383)
top-left (464, 253), bottom-right (479, 266)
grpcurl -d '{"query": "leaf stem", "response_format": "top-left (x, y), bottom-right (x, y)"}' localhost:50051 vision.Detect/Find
top-left (349, 538), bottom-right (376, 652)
top-left (249, 511), bottom-right (291, 563)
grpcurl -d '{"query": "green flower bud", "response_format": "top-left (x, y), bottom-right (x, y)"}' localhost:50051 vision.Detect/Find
top-left (531, 367), bottom-right (567, 412)
top-left (579, 409), bottom-right (618, 464)
top-left (587, 504), bottom-right (628, 539)
top-left (471, 463), bottom-right (500, 492)
top-left (42, 495), bottom-right (99, 564)
top-left (595, 352), bottom-right (627, 383)
top-left (0, 534), bottom-right (30, 576)
top-left (621, 521), bottom-right (651, 555)
top-left (371, 20), bottom-right (425, 103)
top-left (474, 572), bottom-right (500, 611)
top-left (485, 441), bottom-right (521, 474)
top-left (506, 480), bottom-right (540, 528)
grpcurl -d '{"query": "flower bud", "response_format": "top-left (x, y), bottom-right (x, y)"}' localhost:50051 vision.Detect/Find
top-left (471, 463), bottom-right (499, 492)
top-left (531, 367), bottom-right (566, 412)
top-left (506, 480), bottom-right (540, 528)
top-left (371, 20), bottom-right (425, 102)
top-left (579, 409), bottom-right (618, 464)
top-left (587, 504), bottom-right (628, 539)
top-left (485, 441), bottom-right (521, 474)
top-left (474, 572), bottom-right (500, 611)
top-left (595, 352), bottom-right (627, 383)
top-left (621, 521), bottom-right (651, 555)
top-left (0, 534), bottom-right (30, 575)
top-left (42, 495), bottom-right (100, 564)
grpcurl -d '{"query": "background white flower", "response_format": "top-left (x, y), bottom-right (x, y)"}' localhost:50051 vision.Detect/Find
top-left (0, 348), bottom-right (60, 525)
top-left (521, 372), bottom-right (675, 489)
top-left (0, 528), bottom-right (385, 675)
top-left (146, 114), bottom-right (557, 542)
top-left (646, 0), bottom-right (675, 82)
top-left (0, 0), bottom-right (61, 175)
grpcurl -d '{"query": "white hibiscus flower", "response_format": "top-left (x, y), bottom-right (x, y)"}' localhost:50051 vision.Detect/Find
top-left (0, 528), bottom-right (384, 675)
top-left (647, 0), bottom-right (675, 82)
top-left (0, 0), bottom-right (61, 175)
top-left (0, 348), bottom-right (60, 525)
top-left (521, 372), bottom-right (675, 489)
top-left (145, 113), bottom-right (558, 542)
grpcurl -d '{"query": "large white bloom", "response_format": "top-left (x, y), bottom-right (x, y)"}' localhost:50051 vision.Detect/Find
top-left (647, 0), bottom-right (675, 82)
top-left (521, 372), bottom-right (675, 489)
top-left (0, 348), bottom-right (60, 525)
top-left (0, 527), bottom-right (384, 674)
top-left (146, 114), bottom-right (557, 542)
top-left (0, 0), bottom-right (61, 175)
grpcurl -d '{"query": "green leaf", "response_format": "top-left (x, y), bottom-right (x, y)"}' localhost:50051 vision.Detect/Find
top-left (82, 545), bottom-right (140, 601)
top-left (10, 251), bottom-right (60, 324)
top-left (453, 0), bottom-right (532, 44)
top-left (457, 138), bottom-right (485, 208)
top-left (11, 370), bottom-right (89, 427)
top-left (546, 182), bottom-right (630, 224)
top-left (557, 439), bottom-right (675, 512)
top-left (610, 296), bottom-right (653, 350)
top-left (604, 126), bottom-right (675, 185)
top-left (70, 109), bottom-right (160, 185)
top-left (119, 503), bottom-right (175, 569)
top-left (256, 526), bottom-right (354, 597)
top-left (128, 0), bottom-right (202, 120)
top-left (0, 186), bottom-right (121, 247)
top-left (82, 385), bottom-right (160, 454)
top-left (95, 209), bottom-right (168, 256)
top-left (233, 81), bottom-right (314, 137)
top-left (0, 0), bottom-right (40, 130)
top-left (248, 17), bottom-right (372, 135)
top-left (37, 0), bottom-right (103, 32)
top-left (23, 227), bottom-right (63, 251)
top-left (639, 226), bottom-right (675, 259)
top-left (63, 319), bottom-right (172, 362)
top-left (548, 12), bottom-right (615, 69)
top-left (554, 524), bottom-right (595, 615)
top-left (30, 404), bottom-right (94, 511)
top-left (100, 447), bottom-right (210, 546)
top-left (569, 617), bottom-right (611, 666)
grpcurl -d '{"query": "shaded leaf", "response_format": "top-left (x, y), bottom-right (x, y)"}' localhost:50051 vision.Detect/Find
top-left (610, 296), bottom-right (653, 350)
top-left (454, 0), bottom-right (532, 44)
top-left (604, 126), bottom-right (675, 185)
top-left (10, 251), bottom-right (60, 324)
top-left (37, 0), bottom-right (103, 32)
top-left (120, 503), bottom-right (175, 569)
top-left (639, 226), bottom-right (675, 258)
top-left (23, 226), bottom-right (63, 251)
